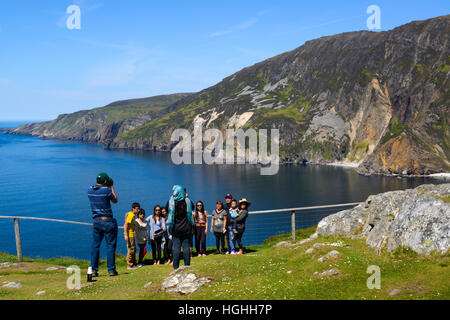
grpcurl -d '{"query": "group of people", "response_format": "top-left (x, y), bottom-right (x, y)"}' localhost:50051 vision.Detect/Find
top-left (87, 173), bottom-right (250, 277)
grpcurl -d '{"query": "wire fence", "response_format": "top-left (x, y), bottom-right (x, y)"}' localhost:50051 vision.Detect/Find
top-left (0, 202), bottom-right (361, 261)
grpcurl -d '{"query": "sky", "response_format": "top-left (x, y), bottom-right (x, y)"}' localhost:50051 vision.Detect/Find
top-left (0, 0), bottom-right (448, 121)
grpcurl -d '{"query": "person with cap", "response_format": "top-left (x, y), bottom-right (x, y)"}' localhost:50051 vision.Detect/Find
top-left (233, 198), bottom-right (250, 255)
top-left (88, 172), bottom-right (119, 276)
top-left (124, 202), bottom-right (141, 269)
top-left (166, 185), bottom-right (195, 270)
top-left (224, 194), bottom-right (235, 254)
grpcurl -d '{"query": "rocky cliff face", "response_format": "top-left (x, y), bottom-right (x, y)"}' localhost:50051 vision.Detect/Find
top-left (316, 183), bottom-right (450, 255)
top-left (11, 16), bottom-right (449, 176)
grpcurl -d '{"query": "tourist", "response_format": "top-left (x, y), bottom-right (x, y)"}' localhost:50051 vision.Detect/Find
top-left (88, 172), bottom-right (119, 277)
top-left (228, 199), bottom-right (240, 254)
top-left (135, 208), bottom-right (148, 266)
top-left (167, 185), bottom-right (195, 270)
top-left (193, 201), bottom-right (209, 256)
top-left (161, 207), bottom-right (173, 265)
top-left (234, 198), bottom-right (250, 255)
top-left (210, 200), bottom-right (227, 254)
top-left (224, 193), bottom-right (235, 255)
top-left (146, 205), bottom-right (166, 265)
top-left (124, 202), bottom-right (140, 269)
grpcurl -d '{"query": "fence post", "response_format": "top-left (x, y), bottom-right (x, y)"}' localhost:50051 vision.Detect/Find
top-left (14, 218), bottom-right (23, 262)
top-left (291, 210), bottom-right (296, 242)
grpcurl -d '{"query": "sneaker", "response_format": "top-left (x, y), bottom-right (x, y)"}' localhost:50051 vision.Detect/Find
top-left (231, 251), bottom-right (236, 255)
top-left (225, 252), bottom-right (230, 255)
top-left (136, 264), bottom-right (144, 268)
top-left (92, 271), bottom-right (99, 277)
top-left (214, 250), bottom-right (220, 255)
top-left (127, 265), bottom-right (138, 270)
top-left (109, 270), bottom-right (118, 276)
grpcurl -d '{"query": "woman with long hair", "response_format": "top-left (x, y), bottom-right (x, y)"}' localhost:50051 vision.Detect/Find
top-left (146, 205), bottom-right (166, 265)
top-left (193, 201), bottom-right (209, 256)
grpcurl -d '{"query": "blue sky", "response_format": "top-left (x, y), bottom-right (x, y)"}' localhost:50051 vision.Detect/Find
top-left (0, 0), bottom-right (448, 121)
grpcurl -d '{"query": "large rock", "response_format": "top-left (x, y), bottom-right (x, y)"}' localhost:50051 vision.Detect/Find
top-left (317, 184), bottom-right (450, 254)
top-left (161, 272), bottom-right (211, 295)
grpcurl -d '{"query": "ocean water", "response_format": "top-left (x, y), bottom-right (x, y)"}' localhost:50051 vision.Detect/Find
top-left (0, 130), bottom-right (440, 260)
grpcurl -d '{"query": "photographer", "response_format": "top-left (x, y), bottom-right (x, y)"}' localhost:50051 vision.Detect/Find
top-left (88, 172), bottom-right (119, 277)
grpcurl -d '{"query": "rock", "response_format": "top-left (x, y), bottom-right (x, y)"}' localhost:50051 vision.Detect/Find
top-left (389, 289), bottom-right (401, 296)
top-left (318, 250), bottom-right (341, 263)
top-left (317, 184), bottom-right (450, 255)
top-left (162, 273), bottom-right (211, 295)
top-left (305, 248), bottom-right (314, 254)
top-left (143, 281), bottom-right (153, 289)
top-left (2, 282), bottom-right (23, 289)
top-left (309, 233), bottom-right (319, 240)
top-left (287, 270), bottom-right (292, 274)
top-left (313, 269), bottom-right (340, 278)
top-left (36, 290), bottom-right (46, 296)
top-left (313, 243), bottom-right (325, 249)
top-left (275, 241), bottom-right (292, 248)
top-left (45, 267), bottom-right (60, 271)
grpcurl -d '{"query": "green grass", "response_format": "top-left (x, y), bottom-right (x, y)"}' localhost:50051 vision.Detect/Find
top-left (0, 226), bottom-right (448, 300)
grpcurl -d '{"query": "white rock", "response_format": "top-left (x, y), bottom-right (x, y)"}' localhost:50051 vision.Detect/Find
top-left (45, 267), bottom-right (59, 271)
top-left (318, 250), bottom-right (341, 263)
top-left (305, 248), bottom-right (314, 254)
top-left (309, 233), bottom-right (319, 240)
top-left (2, 282), bottom-right (23, 289)
top-left (36, 290), bottom-right (46, 296)
top-left (143, 281), bottom-right (153, 289)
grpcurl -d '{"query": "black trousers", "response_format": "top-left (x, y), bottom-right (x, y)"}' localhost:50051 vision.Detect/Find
top-left (164, 238), bottom-right (173, 261)
top-left (214, 232), bottom-right (225, 252)
top-left (151, 237), bottom-right (163, 262)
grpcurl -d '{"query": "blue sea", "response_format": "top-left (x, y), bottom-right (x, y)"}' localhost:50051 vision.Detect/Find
top-left (0, 121), bottom-right (440, 260)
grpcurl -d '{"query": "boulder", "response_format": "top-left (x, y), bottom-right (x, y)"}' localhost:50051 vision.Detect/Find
top-left (317, 184), bottom-right (450, 254)
top-left (2, 282), bottom-right (23, 289)
top-left (162, 272), bottom-right (211, 295)
top-left (318, 250), bottom-right (341, 263)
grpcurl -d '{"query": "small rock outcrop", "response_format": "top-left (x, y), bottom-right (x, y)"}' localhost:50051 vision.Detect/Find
top-left (318, 250), bottom-right (341, 263)
top-left (313, 269), bottom-right (340, 278)
top-left (2, 282), bottom-right (23, 289)
top-left (161, 272), bottom-right (211, 295)
top-left (317, 184), bottom-right (450, 254)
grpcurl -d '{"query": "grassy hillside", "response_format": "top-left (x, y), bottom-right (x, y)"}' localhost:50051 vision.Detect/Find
top-left (1, 227), bottom-right (448, 300)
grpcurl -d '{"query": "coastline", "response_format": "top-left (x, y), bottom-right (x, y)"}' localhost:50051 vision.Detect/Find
top-left (3, 131), bottom-right (449, 179)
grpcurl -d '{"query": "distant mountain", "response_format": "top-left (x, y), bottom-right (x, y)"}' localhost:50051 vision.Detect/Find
top-left (11, 15), bottom-right (449, 176)
top-left (11, 93), bottom-right (193, 144)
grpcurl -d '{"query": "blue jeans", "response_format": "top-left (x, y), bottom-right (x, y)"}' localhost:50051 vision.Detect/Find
top-left (172, 234), bottom-right (191, 270)
top-left (227, 226), bottom-right (236, 253)
top-left (91, 218), bottom-right (118, 272)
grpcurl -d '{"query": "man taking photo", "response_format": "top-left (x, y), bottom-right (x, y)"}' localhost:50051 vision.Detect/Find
top-left (88, 172), bottom-right (119, 277)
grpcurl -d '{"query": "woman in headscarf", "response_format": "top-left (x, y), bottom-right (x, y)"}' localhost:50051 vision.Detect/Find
top-left (166, 185), bottom-right (195, 270)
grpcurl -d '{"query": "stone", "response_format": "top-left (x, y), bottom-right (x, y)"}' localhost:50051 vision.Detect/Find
top-left (287, 270), bottom-right (292, 274)
top-left (275, 241), bottom-right (292, 248)
top-left (313, 269), bottom-right (340, 278)
top-left (318, 250), bottom-right (340, 263)
top-left (36, 290), bottom-right (46, 296)
top-left (313, 243), bottom-right (325, 249)
top-left (45, 267), bottom-right (60, 271)
top-left (2, 282), bottom-right (23, 289)
top-left (162, 273), bottom-right (211, 295)
top-left (389, 289), bottom-right (401, 296)
top-left (309, 233), bottom-right (319, 240)
top-left (317, 184), bottom-right (450, 255)
top-left (143, 281), bottom-right (153, 289)
top-left (305, 248), bottom-right (314, 254)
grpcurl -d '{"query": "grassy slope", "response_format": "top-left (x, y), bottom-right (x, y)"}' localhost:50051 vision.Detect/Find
top-left (0, 227), bottom-right (448, 300)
